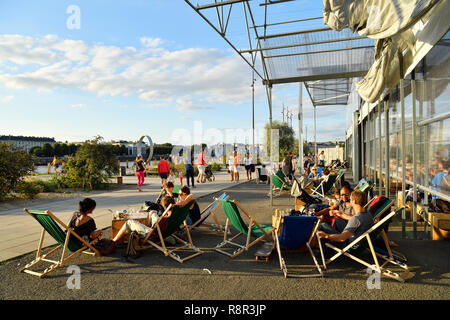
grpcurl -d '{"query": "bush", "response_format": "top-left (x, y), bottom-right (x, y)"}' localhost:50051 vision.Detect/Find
top-left (34, 177), bottom-right (64, 193)
top-left (0, 143), bottom-right (35, 201)
top-left (210, 162), bottom-right (222, 172)
top-left (16, 181), bottom-right (43, 199)
top-left (61, 138), bottom-right (119, 191)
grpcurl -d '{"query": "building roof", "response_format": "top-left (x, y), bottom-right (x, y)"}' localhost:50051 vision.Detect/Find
top-left (0, 135), bottom-right (56, 142)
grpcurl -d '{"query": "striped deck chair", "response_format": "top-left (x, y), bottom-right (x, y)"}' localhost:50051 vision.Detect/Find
top-left (186, 193), bottom-right (229, 234)
top-left (365, 196), bottom-right (408, 267)
top-left (215, 199), bottom-right (276, 258)
top-left (334, 169), bottom-right (346, 189)
top-left (272, 171), bottom-right (291, 196)
top-left (310, 174), bottom-right (338, 198)
top-left (275, 215), bottom-right (325, 278)
top-left (140, 202), bottom-right (204, 263)
top-left (320, 207), bottom-right (408, 282)
top-left (20, 209), bottom-right (100, 278)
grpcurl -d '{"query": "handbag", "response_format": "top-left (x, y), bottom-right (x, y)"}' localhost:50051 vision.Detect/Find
top-left (93, 238), bottom-right (116, 256)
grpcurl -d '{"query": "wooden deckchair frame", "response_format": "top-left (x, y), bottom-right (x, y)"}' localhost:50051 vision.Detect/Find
top-left (272, 172), bottom-right (291, 197)
top-left (364, 197), bottom-right (407, 269)
top-left (275, 215), bottom-right (325, 278)
top-left (320, 207), bottom-right (408, 283)
top-left (214, 200), bottom-right (276, 259)
top-left (20, 209), bottom-right (100, 278)
top-left (186, 193), bottom-right (229, 235)
top-left (139, 203), bottom-right (204, 263)
top-left (310, 173), bottom-right (338, 198)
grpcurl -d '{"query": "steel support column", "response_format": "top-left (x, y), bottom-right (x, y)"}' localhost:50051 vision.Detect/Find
top-left (384, 100), bottom-right (390, 198)
top-left (400, 78), bottom-right (407, 239)
top-left (298, 82), bottom-right (304, 174)
top-left (411, 77), bottom-right (418, 239)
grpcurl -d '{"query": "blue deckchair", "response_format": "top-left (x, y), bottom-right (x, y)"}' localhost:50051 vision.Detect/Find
top-left (275, 215), bottom-right (324, 278)
top-left (186, 193), bottom-right (229, 234)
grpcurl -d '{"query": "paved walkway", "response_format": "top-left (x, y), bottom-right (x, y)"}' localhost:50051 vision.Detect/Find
top-left (0, 170), bottom-right (246, 262)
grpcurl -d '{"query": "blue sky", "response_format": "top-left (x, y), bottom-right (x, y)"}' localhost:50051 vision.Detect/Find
top-left (0, 0), bottom-right (348, 144)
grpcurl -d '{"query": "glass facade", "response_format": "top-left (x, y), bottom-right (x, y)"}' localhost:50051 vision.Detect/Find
top-left (350, 31), bottom-right (449, 238)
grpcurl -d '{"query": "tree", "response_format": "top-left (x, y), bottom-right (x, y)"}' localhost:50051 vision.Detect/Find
top-left (61, 138), bottom-right (119, 190)
top-left (29, 146), bottom-right (43, 157)
top-left (53, 143), bottom-right (63, 156)
top-left (61, 143), bottom-right (69, 156)
top-left (68, 143), bottom-right (79, 155)
top-left (265, 121), bottom-right (295, 161)
top-left (0, 143), bottom-right (34, 201)
top-left (41, 143), bottom-right (54, 157)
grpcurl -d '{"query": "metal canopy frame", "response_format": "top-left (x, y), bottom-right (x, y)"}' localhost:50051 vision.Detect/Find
top-left (184, 0), bottom-right (374, 107)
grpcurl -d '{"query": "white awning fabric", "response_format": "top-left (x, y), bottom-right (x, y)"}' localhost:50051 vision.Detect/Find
top-left (323, 0), bottom-right (448, 103)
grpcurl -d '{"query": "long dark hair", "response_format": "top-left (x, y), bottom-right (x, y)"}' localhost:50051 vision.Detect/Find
top-left (79, 198), bottom-right (96, 214)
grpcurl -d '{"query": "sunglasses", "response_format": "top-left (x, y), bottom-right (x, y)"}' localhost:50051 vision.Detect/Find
top-left (340, 193), bottom-right (350, 196)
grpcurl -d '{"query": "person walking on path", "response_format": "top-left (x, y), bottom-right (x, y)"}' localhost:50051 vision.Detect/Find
top-left (196, 149), bottom-right (206, 184)
top-left (184, 154), bottom-right (195, 188)
top-left (318, 151), bottom-right (325, 167)
top-left (52, 156), bottom-right (60, 173)
top-left (228, 153), bottom-right (235, 182)
top-left (233, 151), bottom-right (240, 182)
top-left (282, 152), bottom-right (293, 181)
top-left (244, 153), bottom-right (253, 181)
top-left (135, 155), bottom-right (146, 192)
top-left (157, 156), bottom-right (171, 186)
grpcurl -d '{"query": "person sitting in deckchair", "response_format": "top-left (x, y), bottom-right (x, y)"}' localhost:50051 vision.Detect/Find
top-left (308, 167), bottom-right (323, 187)
top-left (69, 198), bottom-right (103, 247)
top-left (316, 190), bottom-right (373, 257)
top-left (112, 196), bottom-right (176, 244)
top-left (177, 186), bottom-right (201, 226)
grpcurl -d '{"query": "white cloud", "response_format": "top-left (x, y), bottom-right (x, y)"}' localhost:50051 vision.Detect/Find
top-left (140, 37), bottom-right (163, 48)
top-left (0, 95), bottom-right (14, 103)
top-left (71, 103), bottom-right (86, 108)
top-left (0, 34), bottom-right (257, 112)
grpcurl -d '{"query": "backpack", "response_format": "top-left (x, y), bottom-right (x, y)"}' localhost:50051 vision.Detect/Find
top-left (124, 231), bottom-right (140, 260)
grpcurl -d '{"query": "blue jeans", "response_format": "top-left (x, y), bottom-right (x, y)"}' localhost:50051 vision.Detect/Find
top-left (185, 165), bottom-right (195, 187)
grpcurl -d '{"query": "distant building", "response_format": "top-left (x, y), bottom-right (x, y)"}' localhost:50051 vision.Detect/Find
top-left (306, 141), bottom-right (345, 161)
top-left (0, 135), bottom-right (56, 152)
top-left (109, 140), bottom-right (147, 157)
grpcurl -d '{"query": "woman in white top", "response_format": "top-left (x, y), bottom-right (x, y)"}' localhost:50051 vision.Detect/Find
top-left (244, 153), bottom-right (253, 180)
top-left (318, 151), bottom-right (325, 167)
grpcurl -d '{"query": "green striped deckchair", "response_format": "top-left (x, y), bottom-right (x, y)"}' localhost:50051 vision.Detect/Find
top-left (272, 171), bottom-right (291, 196)
top-left (321, 207), bottom-right (408, 282)
top-left (141, 201), bottom-right (204, 263)
top-left (310, 173), bottom-right (338, 198)
top-left (215, 199), bottom-right (275, 258)
top-left (20, 209), bottom-right (100, 278)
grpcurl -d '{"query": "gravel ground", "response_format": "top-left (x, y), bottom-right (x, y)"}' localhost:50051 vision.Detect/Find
top-left (1, 181), bottom-right (449, 301)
